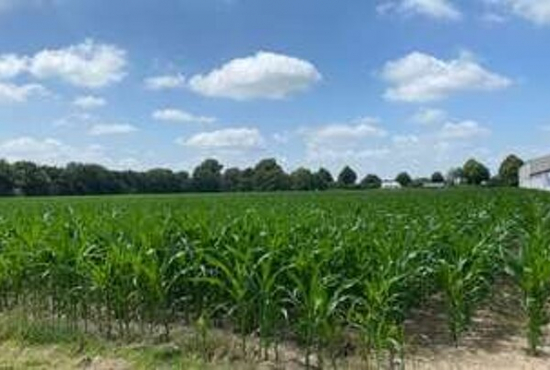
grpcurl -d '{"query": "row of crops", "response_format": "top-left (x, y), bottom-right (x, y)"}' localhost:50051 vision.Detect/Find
top-left (0, 190), bottom-right (549, 368)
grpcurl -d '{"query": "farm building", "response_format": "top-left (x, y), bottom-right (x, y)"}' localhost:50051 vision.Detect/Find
top-left (382, 180), bottom-right (402, 189)
top-left (519, 155), bottom-right (550, 191)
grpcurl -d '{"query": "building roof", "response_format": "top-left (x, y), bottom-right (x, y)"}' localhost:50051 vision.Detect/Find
top-left (523, 155), bottom-right (550, 176)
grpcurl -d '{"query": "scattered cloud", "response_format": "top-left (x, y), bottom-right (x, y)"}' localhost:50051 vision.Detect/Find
top-left (381, 51), bottom-right (512, 102)
top-left (378, 0), bottom-right (462, 21)
top-left (0, 39), bottom-right (127, 89)
top-left (0, 82), bottom-right (48, 103)
top-left (480, 12), bottom-right (509, 24)
top-left (411, 107), bottom-right (448, 125)
top-left (485, 0), bottom-right (550, 26)
top-left (88, 123), bottom-right (137, 136)
top-left (438, 120), bottom-right (491, 139)
top-left (0, 54), bottom-right (28, 79)
top-left (188, 51), bottom-right (321, 100)
top-left (303, 118), bottom-right (387, 152)
top-left (180, 127), bottom-right (265, 150)
top-left (152, 108), bottom-right (216, 124)
top-left (144, 74), bottom-right (186, 90)
top-left (0, 136), bottom-right (141, 169)
top-left (29, 39), bottom-right (127, 88)
top-left (73, 95), bottom-right (106, 109)
top-left (393, 134), bottom-right (420, 146)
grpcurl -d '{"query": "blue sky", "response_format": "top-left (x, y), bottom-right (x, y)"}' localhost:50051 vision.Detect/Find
top-left (0, 0), bottom-right (549, 178)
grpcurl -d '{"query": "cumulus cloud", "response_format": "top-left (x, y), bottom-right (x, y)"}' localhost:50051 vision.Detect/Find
top-left (73, 95), bottom-right (106, 109)
top-left (378, 0), bottom-right (462, 21)
top-left (0, 39), bottom-right (127, 89)
top-left (411, 108), bottom-right (448, 125)
top-left (88, 123), bottom-right (137, 136)
top-left (303, 118), bottom-right (387, 151)
top-left (144, 74), bottom-right (186, 90)
top-left (0, 54), bottom-right (28, 79)
top-left (438, 120), bottom-right (491, 139)
top-left (188, 51), bottom-right (321, 100)
top-left (381, 51), bottom-right (512, 102)
top-left (485, 0), bottom-right (550, 26)
top-left (152, 108), bottom-right (216, 124)
top-left (29, 39), bottom-right (127, 88)
top-left (180, 128), bottom-right (265, 150)
top-left (0, 82), bottom-right (48, 103)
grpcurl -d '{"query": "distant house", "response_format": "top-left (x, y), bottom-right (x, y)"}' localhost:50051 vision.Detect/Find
top-left (519, 155), bottom-right (550, 191)
top-left (382, 180), bottom-right (402, 189)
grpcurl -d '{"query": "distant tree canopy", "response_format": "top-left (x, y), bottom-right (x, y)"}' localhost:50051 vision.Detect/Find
top-left (0, 155), bottom-right (514, 197)
top-left (361, 174), bottom-right (382, 189)
top-left (431, 172), bottom-right (445, 183)
top-left (337, 166), bottom-right (357, 187)
top-left (192, 159), bottom-right (223, 192)
top-left (463, 159), bottom-right (491, 185)
top-left (498, 154), bottom-right (524, 187)
top-left (395, 172), bottom-right (412, 187)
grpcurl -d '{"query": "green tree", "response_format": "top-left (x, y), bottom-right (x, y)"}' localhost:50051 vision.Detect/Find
top-left (337, 166), bottom-right (357, 188)
top-left (192, 159), bottom-right (223, 192)
top-left (12, 161), bottom-right (51, 196)
top-left (498, 154), bottom-right (524, 187)
top-left (290, 168), bottom-right (315, 191)
top-left (252, 158), bottom-right (290, 191)
top-left (431, 172), bottom-right (445, 183)
top-left (0, 160), bottom-right (14, 196)
top-left (360, 174), bottom-right (382, 189)
top-left (395, 172), bottom-right (412, 187)
top-left (447, 167), bottom-right (465, 185)
top-left (463, 159), bottom-right (491, 185)
top-left (313, 168), bottom-right (334, 190)
top-left (222, 168), bottom-right (242, 192)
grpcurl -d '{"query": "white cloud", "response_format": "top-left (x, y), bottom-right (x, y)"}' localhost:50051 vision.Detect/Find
top-left (73, 95), bottom-right (106, 109)
top-left (439, 120), bottom-right (491, 139)
top-left (393, 134), bottom-right (420, 146)
top-left (144, 74), bottom-right (186, 90)
top-left (188, 51), bottom-right (321, 100)
top-left (0, 82), bottom-right (48, 103)
top-left (180, 127), bottom-right (265, 150)
top-left (411, 107), bottom-right (448, 125)
top-left (0, 136), bottom-right (141, 169)
top-left (88, 123), bottom-right (137, 136)
top-left (303, 118), bottom-right (387, 151)
top-left (0, 54), bottom-right (28, 79)
top-left (381, 51), bottom-right (512, 102)
top-left (29, 39), bottom-right (127, 88)
top-left (378, 0), bottom-right (462, 21)
top-left (152, 108), bottom-right (216, 124)
top-left (486, 0), bottom-right (550, 26)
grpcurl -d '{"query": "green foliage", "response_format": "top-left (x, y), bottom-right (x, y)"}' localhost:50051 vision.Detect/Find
top-left (463, 159), bottom-right (491, 185)
top-left (431, 172), bottom-right (445, 183)
top-left (252, 159), bottom-right (290, 191)
top-left (395, 172), bottom-right (412, 187)
top-left (192, 159), bottom-right (223, 192)
top-left (0, 189), bottom-right (549, 367)
top-left (499, 154), bottom-right (524, 187)
top-left (337, 166), bottom-right (357, 187)
top-left (360, 174), bottom-right (382, 189)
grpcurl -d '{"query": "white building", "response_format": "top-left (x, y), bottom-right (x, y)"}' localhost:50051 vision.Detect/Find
top-left (519, 155), bottom-right (550, 191)
top-left (382, 180), bottom-right (402, 189)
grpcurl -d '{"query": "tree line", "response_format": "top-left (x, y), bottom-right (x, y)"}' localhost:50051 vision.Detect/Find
top-left (0, 154), bottom-right (524, 196)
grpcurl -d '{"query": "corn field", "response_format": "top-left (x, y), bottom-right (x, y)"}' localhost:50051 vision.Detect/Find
top-left (0, 189), bottom-right (549, 368)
